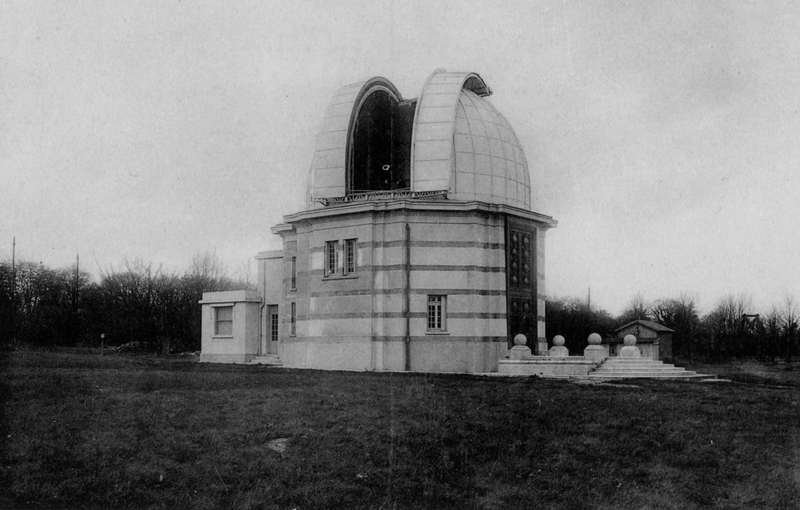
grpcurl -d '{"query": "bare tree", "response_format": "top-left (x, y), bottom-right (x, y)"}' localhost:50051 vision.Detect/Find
top-left (778, 295), bottom-right (798, 363)
top-left (761, 305), bottom-right (781, 362)
top-left (97, 259), bottom-right (162, 350)
top-left (651, 292), bottom-right (700, 358)
top-left (233, 258), bottom-right (257, 290)
top-left (1, 251), bottom-right (254, 353)
top-left (704, 293), bottom-right (755, 360)
top-left (618, 292), bottom-right (650, 324)
top-left (189, 251), bottom-right (226, 283)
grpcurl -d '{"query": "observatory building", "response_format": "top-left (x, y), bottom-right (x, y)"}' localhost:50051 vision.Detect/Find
top-left (201, 69), bottom-right (556, 373)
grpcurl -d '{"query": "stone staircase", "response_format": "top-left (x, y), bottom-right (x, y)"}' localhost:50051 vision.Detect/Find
top-left (247, 354), bottom-right (283, 366)
top-left (587, 358), bottom-right (713, 380)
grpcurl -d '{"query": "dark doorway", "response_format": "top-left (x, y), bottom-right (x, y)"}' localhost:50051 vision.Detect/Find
top-left (506, 218), bottom-right (538, 351)
top-left (350, 91), bottom-right (414, 193)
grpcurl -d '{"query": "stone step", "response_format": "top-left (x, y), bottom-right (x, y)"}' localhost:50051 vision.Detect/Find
top-left (591, 368), bottom-right (691, 375)
top-left (593, 363), bottom-right (678, 369)
top-left (590, 370), bottom-right (698, 377)
top-left (603, 357), bottom-right (665, 362)
top-left (599, 363), bottom-right (676, 370)
top-left (247, 355), bottom-right (283, 366)
top-left (601, 359), bottom-right (668, 365)
top-left (588, 372), bottom-right (712, 380)
top-left (602, 359), bottom-right (665, 363)
top-left (600, 360), bottom-right (676, 366)
top-left (587, 357), bottom-right (715, 380)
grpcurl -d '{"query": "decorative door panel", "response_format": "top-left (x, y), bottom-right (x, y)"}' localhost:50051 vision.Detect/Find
top-left (506, 219), bottom-right (537, 350)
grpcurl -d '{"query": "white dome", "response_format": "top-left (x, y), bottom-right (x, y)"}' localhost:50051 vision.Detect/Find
top-left (448, 89), bottom-right (530, 209)
top-left (307, 70), bottom-right (532, 211)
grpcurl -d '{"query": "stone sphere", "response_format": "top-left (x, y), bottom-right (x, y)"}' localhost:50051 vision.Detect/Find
top-left (513, 334), bottom-right (527, 346)
top-left (588, 333), bottom-right (602, 345)
top-left (623, 334), bottom-right (637, 346)
top-left (553, 335), bottom-right (565, 346)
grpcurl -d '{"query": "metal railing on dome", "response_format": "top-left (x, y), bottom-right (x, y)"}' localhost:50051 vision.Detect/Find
top-left (313, 189), bottom-right (448, 206)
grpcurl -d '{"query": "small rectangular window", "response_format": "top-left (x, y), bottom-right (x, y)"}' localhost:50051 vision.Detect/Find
top-left (427, 295), bottom-right (446, 331)
top-left (325, 241), bottom-right (338, 276)
top-left (344, 239), bottom-right (357, 275)
top-left (290, 302), bottom-right (296, 336)
top-left (215, 306), bottom-right (233, 336)
top-left (290, 257), bottom-right (297, 289)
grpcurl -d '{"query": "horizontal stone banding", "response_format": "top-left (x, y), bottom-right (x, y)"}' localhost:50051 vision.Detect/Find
top-left (282, 335), bottom-right (509, 344)
top-left (307, 264), bottom-right (505, 277)
top-left (306, 240), bottom-right (503, 253)
top-left (298, 312), bottom-right (507, 320)
top-left (309, 288), bottom-right (506, 298)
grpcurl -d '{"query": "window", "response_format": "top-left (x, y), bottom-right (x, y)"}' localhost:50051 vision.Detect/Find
top-left (215, 306), bottom-right (233, 336)
top-left (344, 239), bottom-right (357, 275)
top-left (323, 239), bottom-right (358, 278)
top-left (290, 257), bottom-right (297, 289)
top-left (325, 241), bottom-right (338, 276)
top-left (290, 302), bottom-right (296, 336)
top-left (427, 295), bottom-right (446, 332)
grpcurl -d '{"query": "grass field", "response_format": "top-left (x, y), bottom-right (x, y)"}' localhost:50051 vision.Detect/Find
top-left (684, 359), bottom-right (800, 388)
top-left (1, 351), bottom-right (798, 510)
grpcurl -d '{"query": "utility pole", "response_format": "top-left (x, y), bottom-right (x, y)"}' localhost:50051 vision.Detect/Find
top-left (75, 253), bottom-right (80, 344)
top-left (10, 237), bottom-right (16, 344)
top-left (73, 253), bottom-right (79, 305)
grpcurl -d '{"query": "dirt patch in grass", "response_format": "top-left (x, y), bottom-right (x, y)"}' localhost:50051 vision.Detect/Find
top-left (2, 351), bottom-right (798, 509)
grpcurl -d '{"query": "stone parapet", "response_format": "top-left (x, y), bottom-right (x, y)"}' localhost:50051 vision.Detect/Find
top-left (497, 356), bottom-right (598, 378)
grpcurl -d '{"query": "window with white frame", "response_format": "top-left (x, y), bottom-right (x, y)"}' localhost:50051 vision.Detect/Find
top-left (214, 305), bottom-right (233, 336)
top-left (427, 295), bottom-right (446, 332)
top-left (344, 239), bottom-right (357, 275)
top-left (325, 241), bottom-right (338, 276)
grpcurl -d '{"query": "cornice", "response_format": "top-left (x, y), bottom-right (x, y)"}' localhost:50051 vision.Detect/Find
top-left (271, 200), bottom-right (557, 234)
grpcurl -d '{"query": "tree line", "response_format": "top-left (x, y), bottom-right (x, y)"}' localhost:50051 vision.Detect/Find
top-left (2, 252), bottom-right (797, 362)
top-left (0, 253), bottom-right (253, 353)
top-left (546, 292), bottom-right (799, 362)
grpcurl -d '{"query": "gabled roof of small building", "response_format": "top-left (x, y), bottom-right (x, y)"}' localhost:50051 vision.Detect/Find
top-left (614, 320), bottom-right (675, 333)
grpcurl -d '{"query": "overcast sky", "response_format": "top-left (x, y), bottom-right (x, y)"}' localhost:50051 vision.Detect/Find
top-left (2, 0), bottom-right (799, 315)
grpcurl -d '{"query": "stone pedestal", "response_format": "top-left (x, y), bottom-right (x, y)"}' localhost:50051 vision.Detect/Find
top-left (583, 332), bottom-right (607, 362)
top-left (583, 345), bottom-right (606, 362)
top-left (509, 333), bottom-right (532, 360)
top-left (509, 345), bottom-right (532, 360)
top-left (619, 334), bottom-right (641, 358)
top-left (548, 335), bottom-right (569, 357)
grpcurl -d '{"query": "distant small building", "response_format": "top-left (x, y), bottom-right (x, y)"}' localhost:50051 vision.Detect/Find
top-left (606, 320), bottom-right (674, 360)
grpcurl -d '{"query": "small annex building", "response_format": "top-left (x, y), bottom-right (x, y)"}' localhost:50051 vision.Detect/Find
top-left (606, 320), bottom-right (674, 360)
top-left (201, 69), bottom-right (557, 373)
